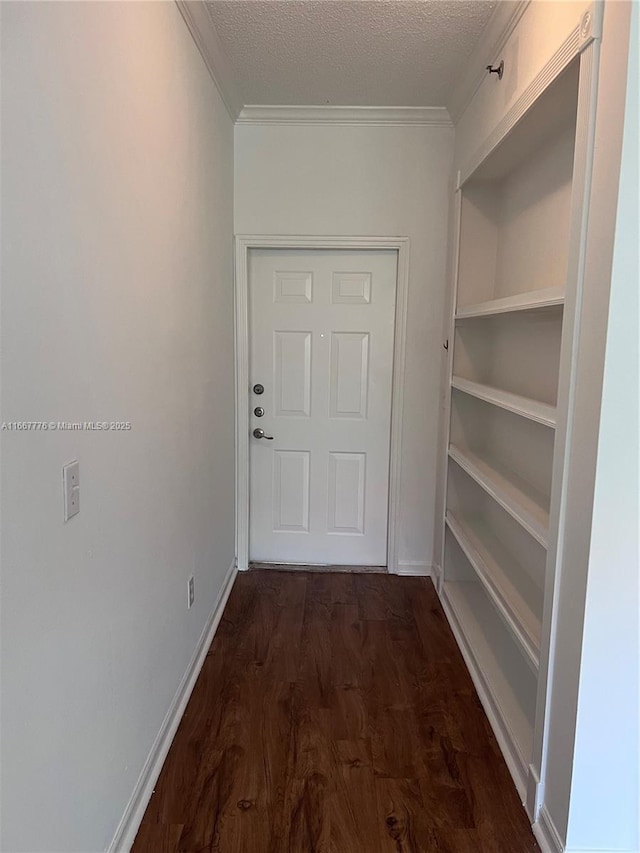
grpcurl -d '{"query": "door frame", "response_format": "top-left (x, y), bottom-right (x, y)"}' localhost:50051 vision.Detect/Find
top-left (234, 235), bottom-right (410, 573)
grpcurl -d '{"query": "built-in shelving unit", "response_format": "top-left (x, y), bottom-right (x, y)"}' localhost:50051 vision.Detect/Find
top-left (440, 54), bottom-right (583, 807)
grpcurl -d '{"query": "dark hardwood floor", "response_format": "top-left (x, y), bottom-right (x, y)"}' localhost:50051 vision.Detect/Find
top-left (133, 571), bottom-right (539, 852)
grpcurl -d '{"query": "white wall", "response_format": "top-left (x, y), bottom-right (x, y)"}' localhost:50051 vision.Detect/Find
top-left (562, 4), bottom-right (638, 849)
top-left (234, 122), bottom-right (454, 570)
top-left (0, 3), bottom-right (235, 851)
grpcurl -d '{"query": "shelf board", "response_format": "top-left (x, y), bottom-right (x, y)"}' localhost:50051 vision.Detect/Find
top-left (446, 511), bottom-right (542, 672)
top-left (441, 580), bottom-right (535, 798)
top-left (455, 287), bottom-right (564, 320)
top-left (448, 444), bottom-right (550, 548)
top-left (451, 376), bottom-right (557, 428)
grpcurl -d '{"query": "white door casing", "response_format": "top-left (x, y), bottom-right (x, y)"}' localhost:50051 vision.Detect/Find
top-left (247, 248), bottom-right (397, 566)
top-left (235, 235), bottom-right (409, 573)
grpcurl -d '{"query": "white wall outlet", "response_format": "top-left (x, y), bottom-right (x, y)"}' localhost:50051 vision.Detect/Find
top-left (187, 576), bottom-right (195, 609)
top-left (63, 461), bottom-right (80, 521)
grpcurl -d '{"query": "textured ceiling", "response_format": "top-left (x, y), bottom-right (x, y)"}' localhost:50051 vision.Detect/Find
top-left (205, 0), bottom-right (497, 107)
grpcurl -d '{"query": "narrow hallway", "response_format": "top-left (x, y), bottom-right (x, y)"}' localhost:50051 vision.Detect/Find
top-left (1, 3), bottom-right (637, 851)
top-left (133, 571), bottom-right (539, 852)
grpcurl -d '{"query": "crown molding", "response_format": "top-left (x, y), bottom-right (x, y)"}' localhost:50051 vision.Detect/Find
top-left (236, 105), bottom-right (452, 127)
top-left (175, 0), bottom-right (243, 121)
top-left (447, 0), bottom-right (531, 124)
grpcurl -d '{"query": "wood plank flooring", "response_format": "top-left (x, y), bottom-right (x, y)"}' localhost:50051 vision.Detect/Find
top-left (133, 571), bottom-right (539, 852)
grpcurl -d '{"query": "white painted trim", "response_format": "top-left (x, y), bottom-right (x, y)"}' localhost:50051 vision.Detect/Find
top-left (533, 805), bottom-right (565, 853)
top-left (236, 105), bottom-right (452, 127)
top-left (432, 562), bottom-right (443, 591)
top-left (107, 559), bottom-right (238, 853)
top-left (436, 189), bottom-right (462, 583)
top-left (447, 0), bottom-right (531, 123)
top-left (387, 239), bottom-right (410, 576)
top-left (531, 33), bottom-right (603, 814)
top-left (249, 561), bottom-right (386, 573)
top-left (234, 235), bottom-right (410, 575)
top-left (175, 0), bottom-right (243, 121)
top-left (396, 561), bottom-right (432, 577)
top-left (234, 237), bottom-right (250, 571)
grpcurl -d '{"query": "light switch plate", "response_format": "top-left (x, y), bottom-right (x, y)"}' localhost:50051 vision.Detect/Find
top-left (63, 460), bottom-right (80, 521)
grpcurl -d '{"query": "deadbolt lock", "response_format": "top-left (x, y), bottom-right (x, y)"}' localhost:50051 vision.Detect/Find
top-left (253, 383), bottom-right (264, 395)
top-left (254, 407), bottom-right (265, 417)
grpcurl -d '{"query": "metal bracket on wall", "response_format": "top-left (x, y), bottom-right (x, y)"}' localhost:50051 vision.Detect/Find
top-left (486, 60), bottom-right (505, 79)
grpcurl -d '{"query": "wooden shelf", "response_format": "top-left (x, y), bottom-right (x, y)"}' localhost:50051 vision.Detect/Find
top-left (441, 580), bottom-right (535, 797)
top-left (446, 511), bottom-right (542, 671)
top-left (452, 377), bottom-right (557, 428)
top-left (448, 444), bottom-right (550, 548)
top-left (455, 287), bottom-right (564, 321)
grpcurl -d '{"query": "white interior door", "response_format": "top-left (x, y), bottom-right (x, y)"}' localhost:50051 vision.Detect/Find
top-left (248, 248), bottom-right (397, 566)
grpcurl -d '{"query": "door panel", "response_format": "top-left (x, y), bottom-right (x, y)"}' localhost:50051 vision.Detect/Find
top-left (249, 248), bottom-right (396, 565)
top-left (329, 332), bottom-right (370, 418)
top-left (327, 452), bottom-right (366, 535)
top-left (274, 331), bottom-right (311, 417)
top-left (272, 450), bottom-right (310, 532)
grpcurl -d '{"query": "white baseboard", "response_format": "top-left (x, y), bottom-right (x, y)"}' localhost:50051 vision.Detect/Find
top-left (396, 561), bottom-right (432, 577)
top-left (107, 558), bottom-right (238, 853)
top-left (432, 562), bottom-right (443, 588)
top-left (533, 805), bottom-right (564, 853)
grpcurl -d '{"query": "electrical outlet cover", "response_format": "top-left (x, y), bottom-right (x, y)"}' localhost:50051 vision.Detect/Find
top-left (63, 461), bottom-right (80, 521)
